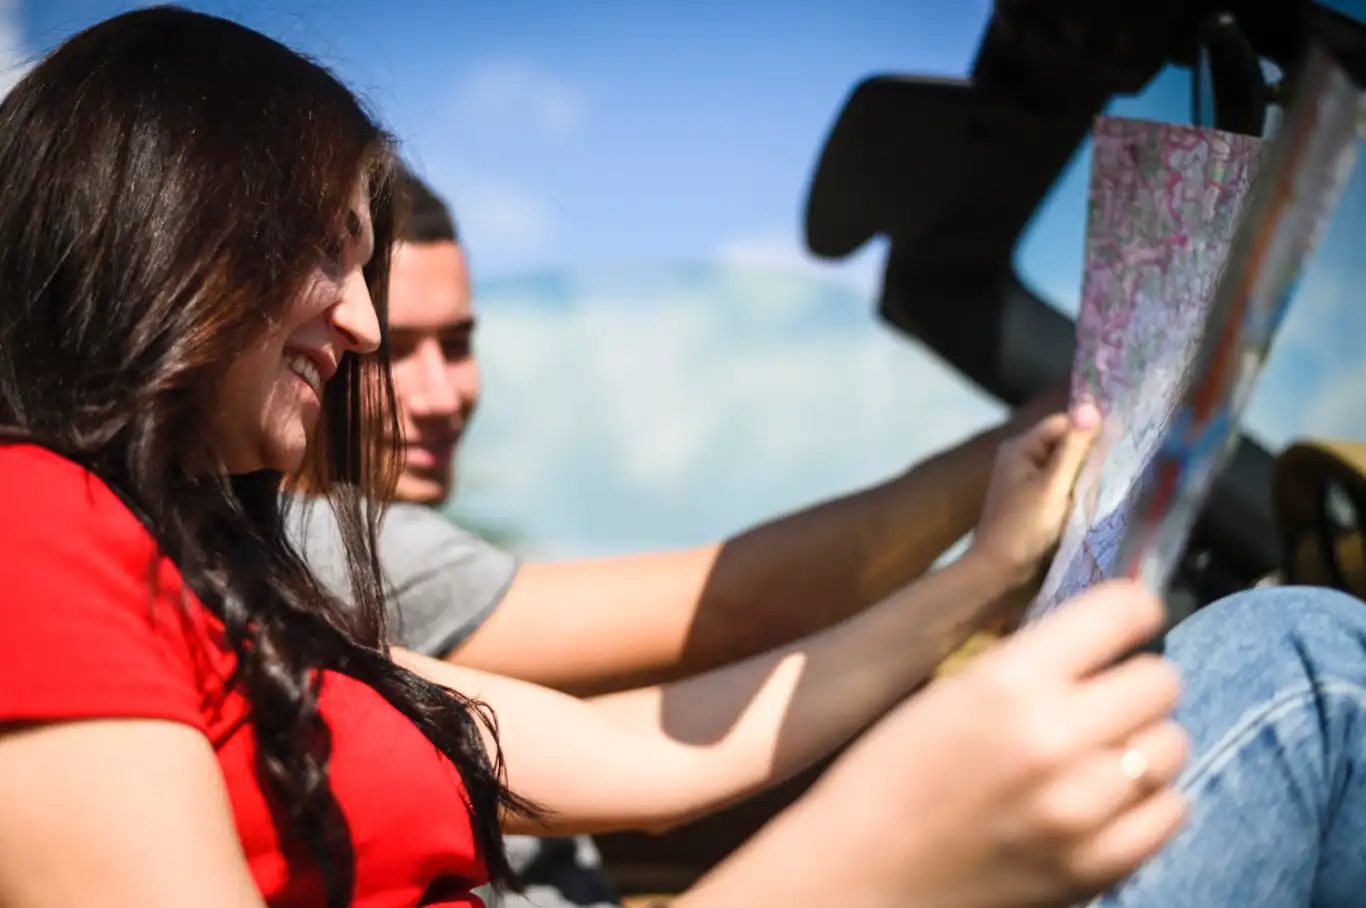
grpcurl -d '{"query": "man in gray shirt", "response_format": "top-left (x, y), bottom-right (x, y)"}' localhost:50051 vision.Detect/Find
top-left (289, 166), bottom-right (1058, 905)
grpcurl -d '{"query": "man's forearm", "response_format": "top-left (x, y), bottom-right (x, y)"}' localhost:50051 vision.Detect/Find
top-left (668, 421), bottom-right (1011, 677)
top-left (455, 420), bottom-right (1016, 696)
top-left (454, 422), bottom-right (1011, 697)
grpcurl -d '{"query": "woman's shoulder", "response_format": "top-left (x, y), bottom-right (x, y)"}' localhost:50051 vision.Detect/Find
top-left (0, 440), bottom-right (124, 498)
top-left (0, 442), bottom-right (158, 556)
top-left (0, 440), bottom-right (91, 476)
top-left (0, 442), bottom-right (224, 730)
top-left (0, 440), bottom-right (187, 638)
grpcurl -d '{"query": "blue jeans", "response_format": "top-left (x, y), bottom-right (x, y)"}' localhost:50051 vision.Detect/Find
top-left (1094, 586), bottom-right (1366, 907)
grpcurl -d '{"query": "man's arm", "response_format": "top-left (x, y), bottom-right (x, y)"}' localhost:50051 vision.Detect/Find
top-left (454, 405), bottom-right (1046, 696)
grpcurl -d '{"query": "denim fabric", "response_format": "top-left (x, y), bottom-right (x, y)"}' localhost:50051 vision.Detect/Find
top-left (1095, 586), bottom-right (1366, 907)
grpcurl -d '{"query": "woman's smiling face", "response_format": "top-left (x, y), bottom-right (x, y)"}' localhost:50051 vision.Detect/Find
top-left (207, 181), bottom-right (381, 475)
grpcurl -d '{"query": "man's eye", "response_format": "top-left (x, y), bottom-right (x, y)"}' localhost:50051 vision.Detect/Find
top-left (442, 337), bottom-right (472, 359)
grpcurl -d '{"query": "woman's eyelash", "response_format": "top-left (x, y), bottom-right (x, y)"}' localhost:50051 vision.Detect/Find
top-left (322, 212), bottom-right (361, 266)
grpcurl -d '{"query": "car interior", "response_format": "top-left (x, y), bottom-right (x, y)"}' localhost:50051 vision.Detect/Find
top-left (596, 2), bottom-right (1366, 903)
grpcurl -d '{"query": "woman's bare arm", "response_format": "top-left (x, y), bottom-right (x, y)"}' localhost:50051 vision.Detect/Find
top-left (0, 719), bottom-right (265, 907)
top-left (398, 551), bottom-right (1013, 837)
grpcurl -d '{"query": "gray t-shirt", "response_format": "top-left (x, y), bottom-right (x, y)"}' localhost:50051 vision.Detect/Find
top-left (286, 498), bottom-right (618, 908)
top-left (288, 498), bottom-right (516, 656)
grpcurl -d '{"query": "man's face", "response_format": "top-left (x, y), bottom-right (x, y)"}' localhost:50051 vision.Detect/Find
top-left (386, 240), bottom-right (479, 504)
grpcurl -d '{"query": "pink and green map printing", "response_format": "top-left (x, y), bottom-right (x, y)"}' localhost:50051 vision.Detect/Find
top-left (1029, 118), bottom-right (1265, 618)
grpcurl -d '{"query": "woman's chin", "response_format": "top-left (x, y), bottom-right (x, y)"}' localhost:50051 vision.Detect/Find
top-left (265, 449), bottom-right (308, 475)
top-left (212, 411), bottom-right (316, 476)
top-left (269, 443), bottom-right (310, 474)
top-left (261, 422), bottom-right (313, 474)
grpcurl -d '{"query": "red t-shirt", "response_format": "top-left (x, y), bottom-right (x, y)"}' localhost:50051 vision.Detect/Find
top-left (0, 444), bottom-right (488, 906)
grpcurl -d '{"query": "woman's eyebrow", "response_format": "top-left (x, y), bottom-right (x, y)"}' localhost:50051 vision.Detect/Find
top-left (344, 209), bottom-right (375, 262)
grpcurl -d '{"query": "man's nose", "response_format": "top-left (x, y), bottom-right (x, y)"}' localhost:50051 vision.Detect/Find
top-left (450, 357), bottom-right (480, 411)
top-left (407, 341), bottom-right (460, 415)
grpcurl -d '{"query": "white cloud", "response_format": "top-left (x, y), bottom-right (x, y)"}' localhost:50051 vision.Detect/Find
top-left (444, 250), bottom-right (1365, 559)
top-left (408, 62), bottom-right (584, 271)
top-left (447, 263), bottom-right (1005, 558)
top-left (408, 157), bottom-right (556, 273)
top-left (0, 0), bottom-right (32, 99)
top-left (718, 226), bottom-right (886, 302)
top-left (450, 61), bottom-right (586, 143)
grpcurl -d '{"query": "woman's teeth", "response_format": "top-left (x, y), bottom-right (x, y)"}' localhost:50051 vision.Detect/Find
top-left (287, 353), bottom-right (322, 396)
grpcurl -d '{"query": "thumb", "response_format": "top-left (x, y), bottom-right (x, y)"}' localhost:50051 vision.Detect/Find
top-left (1013, 412), bottom-right (1074, 468)
top-left (1045, 403), bottom-right (1101, 490)
top-left (994, 579), bottom-right (1165, 680)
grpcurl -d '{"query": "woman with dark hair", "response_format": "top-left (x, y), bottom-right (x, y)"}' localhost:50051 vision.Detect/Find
top-left (0, 6), bottom-right (1194, 908)
top-left (0, 6), bottom-right (532, 904)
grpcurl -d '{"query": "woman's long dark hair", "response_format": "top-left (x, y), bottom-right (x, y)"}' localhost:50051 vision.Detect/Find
top-left (0, 6), bottom-right (537, 903)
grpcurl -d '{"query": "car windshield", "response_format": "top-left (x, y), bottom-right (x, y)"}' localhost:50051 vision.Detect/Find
top-left (1015, 1), bottom-right (1366, 452)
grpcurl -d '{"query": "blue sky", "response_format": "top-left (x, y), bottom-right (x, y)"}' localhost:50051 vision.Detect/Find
top-left (15, 0), bottom-right (991, 279)
top-left (3, 1), bottom-right (1364, 555)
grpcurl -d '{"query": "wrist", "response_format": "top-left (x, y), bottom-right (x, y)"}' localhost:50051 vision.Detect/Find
top-left (883, 432), bottom-right (1000, 532)
top-left (683, 772), bottom-right (929, 908)
top-left (956, 545), bottom-right (1027, 597)
top-left (780, 747), bottom-right (967, 908)
top-left (906, 549), bottom-right (1028, 653)
top-left (676, 787), bottom-right (845, 906)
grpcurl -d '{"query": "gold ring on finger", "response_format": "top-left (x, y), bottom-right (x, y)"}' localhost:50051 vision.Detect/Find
top-left (1119, 747), bottom-right (1149, 784)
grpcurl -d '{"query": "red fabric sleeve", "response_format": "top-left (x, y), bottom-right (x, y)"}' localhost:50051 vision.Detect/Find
top-left (0, 445), bottom-right (209, 732)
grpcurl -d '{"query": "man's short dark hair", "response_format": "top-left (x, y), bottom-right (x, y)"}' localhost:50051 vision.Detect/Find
top-left (396, 165), bottom-right (460, 245)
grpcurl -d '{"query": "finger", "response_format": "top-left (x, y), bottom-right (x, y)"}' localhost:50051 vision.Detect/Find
top-left (1116, 720), bottom-right (1188, 795)
top-left (1014, 412), bottom-right (1073, 466)
top-left (1044, 417), bottom-right (1100, 493)
top-left (1070, 400), bottom-right (1102, 433)
top-left (1063, 787), bottom-right (1188, 893)
top-left (1070, 654), bottom-right (1181, 742)
top-left (1026, 720), bottom-right (1187, 842)
top-left (994, 580), bottom-right (1165, 680)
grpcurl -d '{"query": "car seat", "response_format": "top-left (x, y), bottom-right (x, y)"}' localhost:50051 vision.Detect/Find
top-left (1271, 439), bottom-right (1366, 600)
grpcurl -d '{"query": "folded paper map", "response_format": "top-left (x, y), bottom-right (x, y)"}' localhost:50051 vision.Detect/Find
top-left (1027, 50), bottom-right (1364, 623)
top-left (1029, 118), bottom-right (1265, 617)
